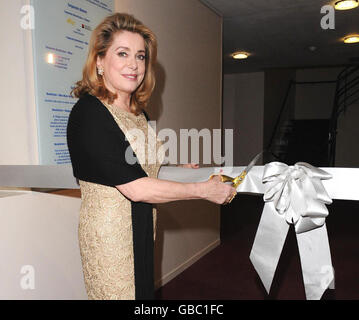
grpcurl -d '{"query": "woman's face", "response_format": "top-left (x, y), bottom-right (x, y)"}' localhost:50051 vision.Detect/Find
top-left (97, 30), bottom-right (146, 96)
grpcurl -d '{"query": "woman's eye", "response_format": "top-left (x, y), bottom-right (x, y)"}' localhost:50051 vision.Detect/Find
top-left (137, 54), bottom-right (146, 61)
top-left (118, 51), bottom-right (127, 57)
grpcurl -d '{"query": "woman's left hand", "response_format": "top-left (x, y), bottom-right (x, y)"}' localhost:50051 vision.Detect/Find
top-left (177, 163), bottom-right (199, 169)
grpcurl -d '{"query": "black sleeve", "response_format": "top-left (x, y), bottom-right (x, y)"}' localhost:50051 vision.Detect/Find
top-left (66, 94), bottom-right (147, 187)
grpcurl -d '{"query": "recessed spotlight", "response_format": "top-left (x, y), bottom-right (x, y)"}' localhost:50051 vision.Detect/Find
top-left (334, 0), bottom-right (358, 10)
top-left (46, 53), bottom-right (55, 64)
top-left (344, 35), bottom-right (359, 43)
top-left (232, 52), bottom-right (249, 60)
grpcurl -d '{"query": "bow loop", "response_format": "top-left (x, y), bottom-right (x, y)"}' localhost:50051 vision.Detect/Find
top-left (296, 162), bottom-right (333, 180)
top-left (262, 162), bottom-right (289, 183)
top-left (262, 162), bottom-right (332, 234)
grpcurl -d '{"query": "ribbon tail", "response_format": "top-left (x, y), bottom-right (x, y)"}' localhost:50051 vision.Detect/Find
top-left (296, 223), bottom-right (334, 300)
top-left (250, 202), bottom-right (289, 293)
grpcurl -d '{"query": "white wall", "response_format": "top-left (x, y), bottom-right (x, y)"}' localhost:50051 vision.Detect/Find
top-left (115, 0), bottom-right (223, 287)
top-left (0, 190), bottom-right (86, 299)
top-left (0, 0), bottom-right (38, 165)
top-left (223, 73), bottom-right (264, 165)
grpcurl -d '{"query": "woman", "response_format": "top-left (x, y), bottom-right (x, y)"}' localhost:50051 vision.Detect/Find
top-left (67, 13), bottom-right (236, 300)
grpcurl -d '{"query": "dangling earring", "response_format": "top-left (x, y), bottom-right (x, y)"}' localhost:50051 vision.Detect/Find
top-left (97, 67), bottom-right (104, 76)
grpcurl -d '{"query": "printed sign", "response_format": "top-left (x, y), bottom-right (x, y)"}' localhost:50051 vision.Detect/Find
top-left (31, 0), bottom-right (114, 164)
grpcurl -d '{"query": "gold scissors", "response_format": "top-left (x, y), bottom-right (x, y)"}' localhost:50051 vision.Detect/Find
top-left (208, 152), bottom-right (262, 203)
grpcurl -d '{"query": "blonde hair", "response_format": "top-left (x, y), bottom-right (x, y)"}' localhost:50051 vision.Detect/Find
top-left (72, 13), bottom-right (157, 115)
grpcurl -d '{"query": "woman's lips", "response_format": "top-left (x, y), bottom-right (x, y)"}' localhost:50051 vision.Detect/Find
top-left (122, 74), bottom-right (138, 81)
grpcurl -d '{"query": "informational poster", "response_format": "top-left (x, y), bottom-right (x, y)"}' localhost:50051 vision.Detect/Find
top-left (31, 0), bottom-right (114, 164)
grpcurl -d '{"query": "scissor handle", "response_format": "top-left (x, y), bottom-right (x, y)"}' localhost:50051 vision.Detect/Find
top-left (232, 171), bottom-right (247, 188)
top-left (208, 174), bottom-right (235, 184)
top-left (208, 170), bottom-right (248, 188)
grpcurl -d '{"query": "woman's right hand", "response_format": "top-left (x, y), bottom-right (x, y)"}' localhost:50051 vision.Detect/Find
top-left (201, 174), bottom-right (237, 205)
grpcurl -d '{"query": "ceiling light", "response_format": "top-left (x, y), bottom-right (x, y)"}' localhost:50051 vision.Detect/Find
top-left (334, 0), bottom-right (358, 10)
top-left (232, 52), bottom-right (249, 60)
top-left (344, 35), bottom-right (359, 43)
top-left (46, 53), bottom-right (55, 64)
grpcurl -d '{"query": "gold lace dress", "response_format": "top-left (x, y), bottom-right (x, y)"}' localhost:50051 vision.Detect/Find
top-left (68, 95), bottom-right (164, 300)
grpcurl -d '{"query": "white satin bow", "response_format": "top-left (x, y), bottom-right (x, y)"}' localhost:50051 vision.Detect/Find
top-left (249, 161), bottom-right (335, 300)
top-left (157, 163), bottom-right (338, 299)
top-left (262, 162), bottom-right (333, 234)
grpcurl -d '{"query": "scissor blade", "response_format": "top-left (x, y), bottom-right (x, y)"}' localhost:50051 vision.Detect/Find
top-left (243, 151), bottom-right (262, 174)
top-left (232, 151), bottom-right (263, 188)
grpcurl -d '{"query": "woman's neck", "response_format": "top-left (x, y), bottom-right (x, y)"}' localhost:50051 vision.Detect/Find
top-left (112, 91), bottom-right (131, 112)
